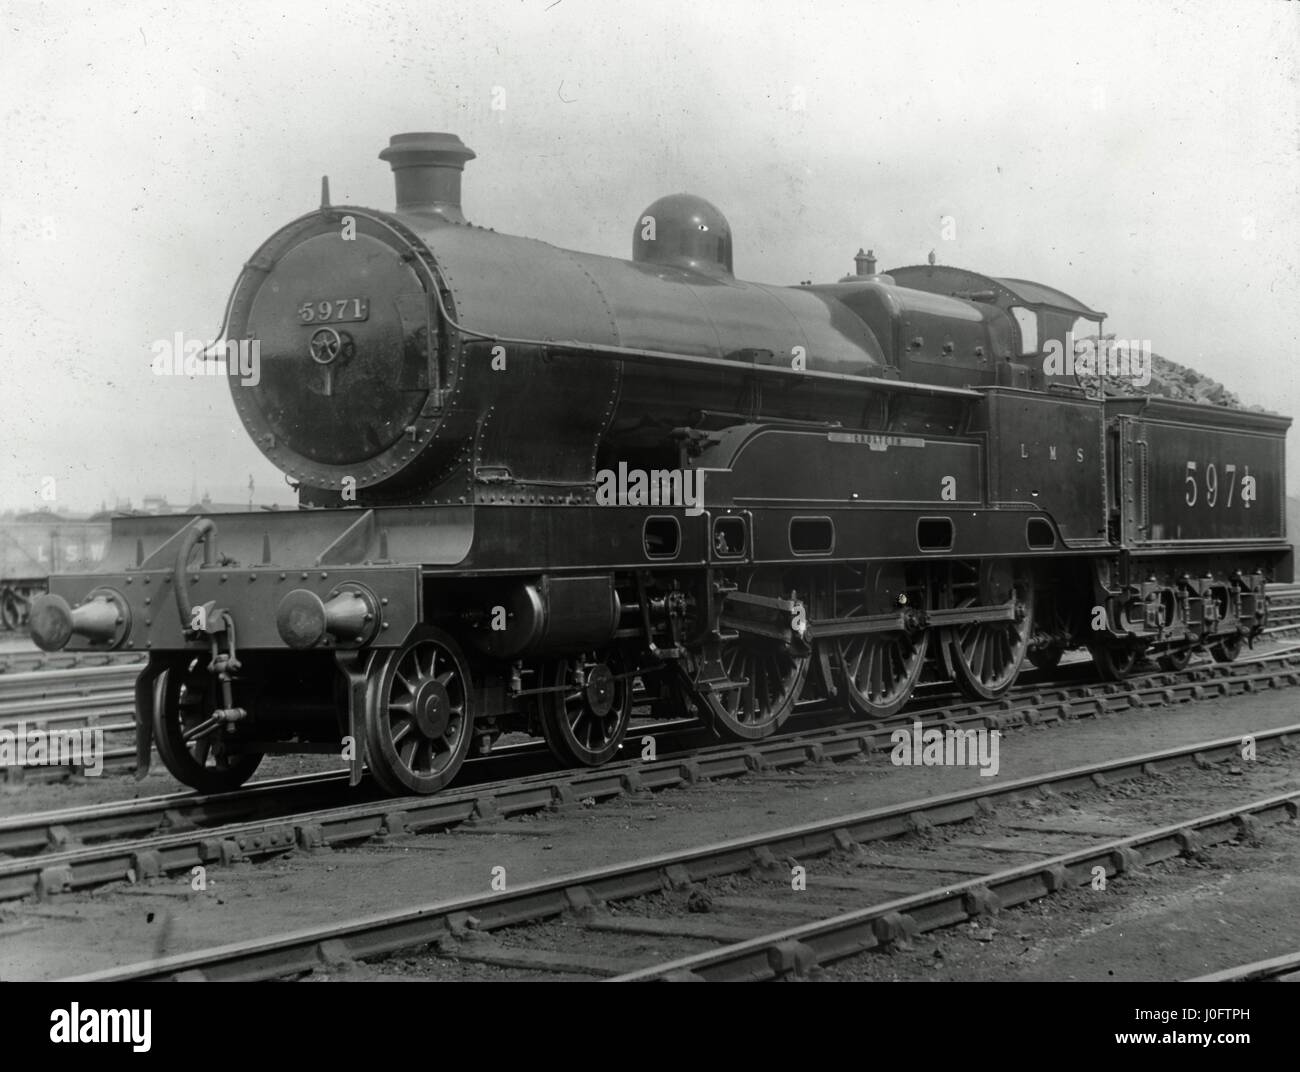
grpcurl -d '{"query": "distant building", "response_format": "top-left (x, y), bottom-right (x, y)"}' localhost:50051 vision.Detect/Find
top-left (185, 492), bottom-right (267, 514)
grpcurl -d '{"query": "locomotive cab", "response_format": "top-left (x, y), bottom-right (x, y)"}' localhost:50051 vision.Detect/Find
top-left (887, 264), bottom-right (1107, 392)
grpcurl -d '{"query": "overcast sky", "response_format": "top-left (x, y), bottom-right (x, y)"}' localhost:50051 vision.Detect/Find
top-left (1, 0), bottom-right (1297, 512)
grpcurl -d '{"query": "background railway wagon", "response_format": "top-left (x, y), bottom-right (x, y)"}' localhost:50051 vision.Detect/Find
top-left (0, 513), bottom-right (112, 629)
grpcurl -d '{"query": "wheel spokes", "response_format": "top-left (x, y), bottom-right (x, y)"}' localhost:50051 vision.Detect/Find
top-left (849, 633), bottom-right (921, 704)
top-left (836, 568), bottom-right (927, 717)
top-left (948, 575), bottom-right (1032, 698)
top-left (155, 665), bottom-right (263, 792)
top-left (379, 638), bottom-right (469, 781)
top-left (714, 643), bottom-right (804, 731)
top-left (538, 652), bottom-right (633, 766)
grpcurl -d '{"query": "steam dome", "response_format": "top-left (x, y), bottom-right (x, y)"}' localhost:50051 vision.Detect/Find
top-left (632, 193), bottom-right (733, 277)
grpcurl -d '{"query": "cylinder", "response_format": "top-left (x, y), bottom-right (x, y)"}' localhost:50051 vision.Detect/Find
top-left (472, 575), bottom-right (621, 658)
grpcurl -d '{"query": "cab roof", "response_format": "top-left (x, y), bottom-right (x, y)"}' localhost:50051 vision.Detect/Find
top-left (887, 265), bottom-right (1106, 321)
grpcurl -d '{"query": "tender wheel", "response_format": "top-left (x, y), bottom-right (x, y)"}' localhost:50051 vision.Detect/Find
top-left (944, 561), bottom-right (1034, 700)
top-left (1027, 645), bottom-right (1064, 673)
top-left (834, 563), bottom-right (928, 719)
top-left (152, 661), bottom-right (263, 794)
top-left (1210, 633), bottom-right (1244, 663)
top-left (1089, 642), bottom-right (1140, 681)
top-left (364, 626), bottom-right (474, 795)
top-left (675, 574), bottom-right (811, 740)
top-left (1157, 646), bottom-right (1191, 672)
top-left (538, 650), bottom-right (634, 767)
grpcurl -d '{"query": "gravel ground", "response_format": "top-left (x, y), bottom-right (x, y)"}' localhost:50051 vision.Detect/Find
top-left (332, 742), bottom-right (1300, 980)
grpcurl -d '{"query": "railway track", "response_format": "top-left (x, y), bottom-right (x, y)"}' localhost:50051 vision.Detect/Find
top-left (0, 665), bottom-right (136, 741)
top-left (0, 663), bottom-right (140, 782)
top-left (614, 757), bottom-right (1299, 982)
top-left (1189, 951), bottom-right (1300, 983)
top-left (4, 649), bottom-right (1298, 905)
top-left (0, 649), bottom-right (145, 676)
top-left (1263, 582), bottom-right (1300, 635)
top-left (0, 662), bottom-right (139, 701)
top-left (61, 724), bottom-right (1300, 981)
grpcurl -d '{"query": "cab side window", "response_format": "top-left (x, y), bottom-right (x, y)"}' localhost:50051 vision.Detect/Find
top-left (1010, 306), bottom-right (1038, 355)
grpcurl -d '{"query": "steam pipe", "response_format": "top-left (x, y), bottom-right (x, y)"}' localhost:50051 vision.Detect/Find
top-left (173, 517), bottom-right (216, 629)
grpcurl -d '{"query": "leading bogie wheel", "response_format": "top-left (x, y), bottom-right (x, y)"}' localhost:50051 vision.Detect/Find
top-left (152, 661), bottom-right (264, 794)
top-left (364, 625), bottom-right (475, 795)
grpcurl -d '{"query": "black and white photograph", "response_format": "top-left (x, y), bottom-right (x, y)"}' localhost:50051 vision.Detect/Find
top-left (1, 0), bottom-right (1297, 1032)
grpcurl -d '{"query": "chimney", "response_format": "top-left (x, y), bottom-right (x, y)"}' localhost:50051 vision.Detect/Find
top-left (854, 248), bottom-right (877, 276)
top-left (379, 132), bottom-right (476, 222)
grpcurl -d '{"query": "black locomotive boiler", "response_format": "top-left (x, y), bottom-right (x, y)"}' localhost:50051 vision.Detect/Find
top-left (31, 132), bottom-right (1291, 795)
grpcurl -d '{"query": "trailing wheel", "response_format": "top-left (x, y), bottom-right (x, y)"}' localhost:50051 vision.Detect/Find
top-left (943, 561), bottom-right (1034, 700)
top-left (538, 649), bottom-right (634, 767)
top-left (364, 625), bottom-right (474, 795)
top-left (152, 660), bottom-right (263, 794)
top-left (834, 563), bottom-right (928, 719)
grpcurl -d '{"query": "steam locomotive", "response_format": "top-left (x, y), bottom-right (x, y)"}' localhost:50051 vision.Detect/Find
top-left (30, 132), bottom-right (1291, 796)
